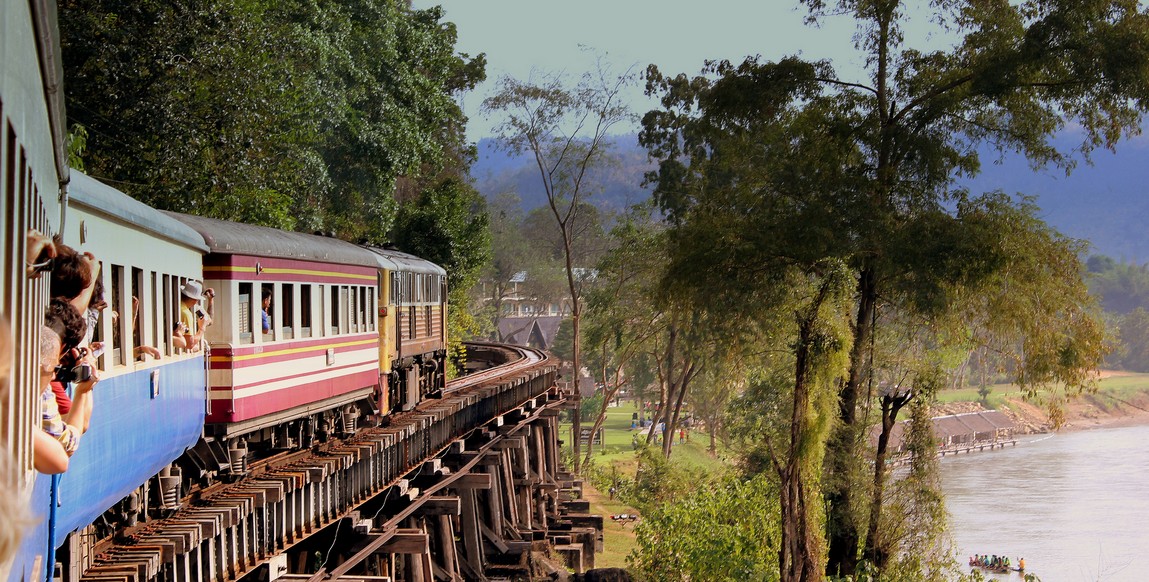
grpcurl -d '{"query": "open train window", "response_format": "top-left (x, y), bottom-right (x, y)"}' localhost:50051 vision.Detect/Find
top-left (330, 285), bottom-right (340, 335)
top-left (260, 284), bottom-right (274, 342)
top-left (110, 264), bottom-right (125, 367)
top-left (131, 267), bottom-right (146, 362)
top-left (162, 274), bottom-right (173, 355)
top-left (300, 284), bottom-right (312, 338)
top-left (281, 283), bottom-right (294, 340)
top-left (238, 282), bottom-right (253, 344)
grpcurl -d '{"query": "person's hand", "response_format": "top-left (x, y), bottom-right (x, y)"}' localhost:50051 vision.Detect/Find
top-left (73, 356), bottom-right (99, 394)
top-left (203, 288), bottom-right (215, 299)
top-left (200, 313), bottom-right (213, 327)
top-left (136, 346), bottom-right (162, 360)
top-left (81, 251), bottom-right (101, 280)
top-left (90, 341), bottom-right (105, 358)
top-left (26, 230), bottom-right (56, 279)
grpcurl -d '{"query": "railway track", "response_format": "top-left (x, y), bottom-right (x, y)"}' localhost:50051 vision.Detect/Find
top-left (75, 343), bottom-right (568, 582)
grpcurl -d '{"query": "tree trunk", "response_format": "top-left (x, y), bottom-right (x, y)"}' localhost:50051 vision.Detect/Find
top-left (776, 281), bottom-right (832, 582)
top-left (864, 392), bottom-right (911, 569)
top-left (824, 264), bottom-right (877, 577)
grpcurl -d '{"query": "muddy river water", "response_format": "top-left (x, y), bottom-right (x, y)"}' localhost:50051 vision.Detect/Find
top-left (942, 422), bottom-right (1149, 581)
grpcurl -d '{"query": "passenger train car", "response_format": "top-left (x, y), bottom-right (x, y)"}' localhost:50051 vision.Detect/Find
top-left (1, 3), bottom-right (450, 580)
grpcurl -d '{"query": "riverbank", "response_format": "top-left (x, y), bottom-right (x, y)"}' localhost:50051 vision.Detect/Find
top-left (933, 373), bottom-right (1149, 434)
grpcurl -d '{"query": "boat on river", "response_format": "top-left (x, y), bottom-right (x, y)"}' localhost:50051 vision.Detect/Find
top-left (968, 556), bottom-right (1023, 574)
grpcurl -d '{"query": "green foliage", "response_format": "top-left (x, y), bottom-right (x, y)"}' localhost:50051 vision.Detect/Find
top-left (628, 474), bottom-right (781, 582)
top-left (579, 392), bottom-right (604, 422)
top-left (59, 0), bottom-right (484, 240)
top-left (628, 444), bottom-right (700, 511)
top-left (1116, 308), bottom-right (1149, 372)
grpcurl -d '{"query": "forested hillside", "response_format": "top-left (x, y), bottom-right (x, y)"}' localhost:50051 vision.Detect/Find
top-left (473, 132), bottom-right (1149, 262)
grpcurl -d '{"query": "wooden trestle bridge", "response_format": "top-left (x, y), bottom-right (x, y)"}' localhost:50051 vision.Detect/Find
top-left (71, 344), bottom-right (601, 582)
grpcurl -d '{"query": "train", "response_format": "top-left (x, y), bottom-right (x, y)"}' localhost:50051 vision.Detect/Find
top-left (1, 3), bottom-right (451, 581)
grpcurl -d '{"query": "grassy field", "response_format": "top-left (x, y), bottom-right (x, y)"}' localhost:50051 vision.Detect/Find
top-left (935, 372), bottom-right (1149, 407)
top-left (561, 400), bottom-right (729, 476)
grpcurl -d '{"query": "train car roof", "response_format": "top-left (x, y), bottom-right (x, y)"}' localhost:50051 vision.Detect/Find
top-left (364, 246), bottom-right (447, 276)
top-left (165, 211), bottom-right (382, 267)
top-left (68, 172), bottom-right (209, 252)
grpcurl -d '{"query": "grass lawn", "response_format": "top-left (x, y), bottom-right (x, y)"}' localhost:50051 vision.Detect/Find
top-left (935, 372), bottom-right (1149, 407)
top-left (560, 400), bottom-right (729, 477)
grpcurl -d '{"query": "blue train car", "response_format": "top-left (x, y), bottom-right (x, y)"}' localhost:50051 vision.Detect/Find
top-left (8, 172), bottom-right (210, 582)
top-left (2, 0), bottom-right (69, 580)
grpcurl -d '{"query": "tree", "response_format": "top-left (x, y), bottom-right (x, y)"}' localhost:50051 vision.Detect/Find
top-left (645, 1), bottom-right (1149, 576)
top-left (628, 474), bottom-right (781, 581)
top-left (392, 176), bottom-right (492, 371)
top-left (60, 0), bottom-right (484, 241)
top-left (483, 64), bottom-right (634, 470)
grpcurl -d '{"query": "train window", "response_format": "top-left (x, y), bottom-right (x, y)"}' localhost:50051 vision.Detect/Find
top-left (408, 306), bottom-right (416, 339)
top-left (300, 284), bottom-right (312, 338)
top-left (260, 284), bottom-right (274, 342)
top-left (317, 285), bottom-right (327, 337)
top-left (110, 264), bottom-right (125, 366)
top-left (131, 268), bottom-right (145, 362)
top-left (367, 290), bottom-right (375, 332)
top-left (281, 284), bottom-right (294, 340)
top-left (349, 286), bottom-right (358, 333)
top-left (162, 275), bottom-right (172, 355)
top-left (330, 286), bottom-right (340, 335)
top-left (238, 282), bottom-right (253, 344)
top-left (340, 286), bottom-right (350, 334)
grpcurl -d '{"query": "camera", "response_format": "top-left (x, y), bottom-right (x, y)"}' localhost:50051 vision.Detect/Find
top-left (195, 307), bottom-right (205, 320)
top-left (54, 362), bottom-right (92, 384)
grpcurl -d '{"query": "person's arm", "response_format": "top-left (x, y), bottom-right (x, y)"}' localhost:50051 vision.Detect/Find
top-left (68, 254), bottom-right (101, 313)
top-left (135, 345), bottom-right (162, 360)
top-left (34, 429), bottom-right (69, 474)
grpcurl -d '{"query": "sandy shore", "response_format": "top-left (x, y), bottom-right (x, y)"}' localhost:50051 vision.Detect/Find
top-left (934, 388), bottom-right (1149, 434)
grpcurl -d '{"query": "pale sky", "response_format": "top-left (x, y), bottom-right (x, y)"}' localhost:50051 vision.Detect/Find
top-left (410, 1), bottom-right (940, 139)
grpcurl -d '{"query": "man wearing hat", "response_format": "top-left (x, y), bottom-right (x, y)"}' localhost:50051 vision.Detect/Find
top-left (177, 280), bottom-right (214, 352)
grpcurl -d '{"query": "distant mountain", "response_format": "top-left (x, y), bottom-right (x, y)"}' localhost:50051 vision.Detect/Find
top-left (963, 135), bottom-right (1149, 263)
top-left (471, 136), bottom-right (654, 216)
top-left (471, 133), bottom-right (1149, 263)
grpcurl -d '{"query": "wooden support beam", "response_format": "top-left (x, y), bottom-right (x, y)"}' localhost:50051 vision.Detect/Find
top-left (412, 496), bottom-right (460, 516)
top-left (451, 473), bottom-right (492, 490)
top-left (377, 530), bottom-right (428, 555)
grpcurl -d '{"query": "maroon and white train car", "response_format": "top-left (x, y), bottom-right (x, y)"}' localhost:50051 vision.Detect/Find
top-left (167, 213), bottom-right (386, 442)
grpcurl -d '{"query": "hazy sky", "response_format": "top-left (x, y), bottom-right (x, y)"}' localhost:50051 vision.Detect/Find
top-left (410, 1), bottom-right (944, 139)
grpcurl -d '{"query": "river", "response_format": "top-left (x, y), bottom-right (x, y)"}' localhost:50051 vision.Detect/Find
top-left (942, 422), bottom-right (1149, 581)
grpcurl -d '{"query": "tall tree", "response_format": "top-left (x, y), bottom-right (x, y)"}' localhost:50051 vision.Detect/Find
top-left (645, 1), bottom-right (1149, 576)
top-left (482, 65), bottom-right (633, 469)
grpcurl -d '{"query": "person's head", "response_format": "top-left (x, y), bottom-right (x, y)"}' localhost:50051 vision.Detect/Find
top-left (44, 298), bottom-right (85, 353)
top-left (38, 326), bottom-right (62, 386)
top-left (180, 280), bottom-right (204, 306)
top-left (262, 288), bottom-right (272, 311)
top-left (48, 240), bottom-right (93, 300)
